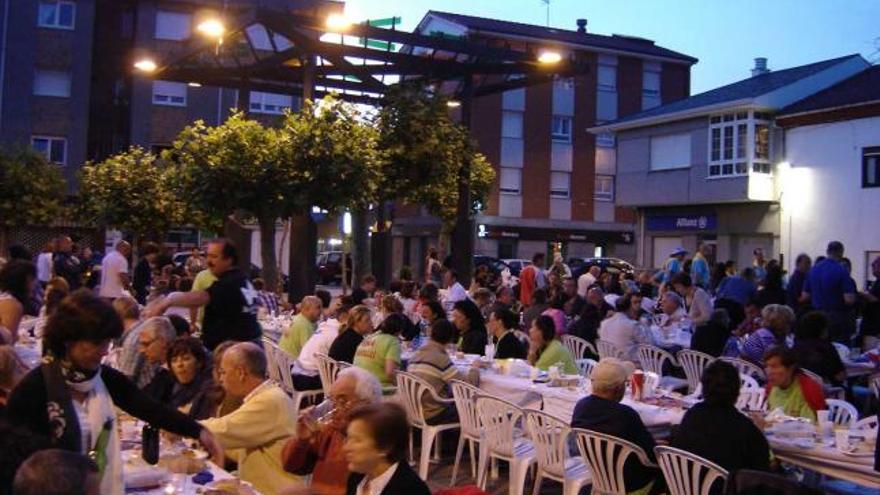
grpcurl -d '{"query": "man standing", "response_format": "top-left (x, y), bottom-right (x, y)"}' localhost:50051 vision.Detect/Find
top-left (752, 248), bottom-right (768, 286)
top-left (441, 269), bottom-right (468, 312)
top-left (787, 254), bottom-right (812, 315)
top-left (200, 343), bottom-right (300, 495)
top-left (145, 239), bottom-right (261, 350)
top-left (98, 241), bottom-right (131, 300)
top-left (279, 295), bottom-right (322, 359)
top-left (518, 252), bottom-right (546, 307)
top-left (52, 236), bottom-right (82, 290)
top-left (577, 265), bottom-right (601, 298)
top-left (802, 241), bottom-right (857, 343)
top-left (35, 240), bottom-right (55, 288)
top-left (660, 248), bottom-right (687, 284)
top-left (133, 242), bottom-right (160, 304)
top-left (691, 243), bottom-right (711, 289)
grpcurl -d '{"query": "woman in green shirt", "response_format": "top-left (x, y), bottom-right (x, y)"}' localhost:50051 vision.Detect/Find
top-left (528, 315), bottom-right (578, 375)
top-left (353, 313), bottom-right (405, 386)
top-left (764, 346), bottom-right (827, 422)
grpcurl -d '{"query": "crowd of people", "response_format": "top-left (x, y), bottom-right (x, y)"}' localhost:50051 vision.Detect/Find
top-left (0, 234), bottom-right (878, 495)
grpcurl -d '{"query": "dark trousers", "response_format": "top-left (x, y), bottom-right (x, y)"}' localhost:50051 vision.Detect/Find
top-left (291, 373), bottom-right (322, 391)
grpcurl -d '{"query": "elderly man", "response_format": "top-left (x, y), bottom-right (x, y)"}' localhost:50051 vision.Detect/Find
top-left (200, 343), bottom-right (300, 495)
top-left (292, 303), bottom-right (350, 391)
top-left (98, 241), bottom-right (131, 300)
top-left (577, 265), bottom-right (601, 298)
top-left (280, 367), bottom-right (382, 495)
top-left (280, 296), bottom-right (323, 359)
top-left (572, 358), bottom-right (660, 494)
top-left (597, 295), bottom-right (650, 363)
top-left (115, 316), bottom-right (168, 388)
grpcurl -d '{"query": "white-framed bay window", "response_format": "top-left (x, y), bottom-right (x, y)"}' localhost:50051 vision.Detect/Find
top-left (708, 110), bottom-right (773, 178)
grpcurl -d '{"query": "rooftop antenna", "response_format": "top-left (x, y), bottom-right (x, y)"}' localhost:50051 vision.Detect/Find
top-left (540, 0), bottom-right (550, 27)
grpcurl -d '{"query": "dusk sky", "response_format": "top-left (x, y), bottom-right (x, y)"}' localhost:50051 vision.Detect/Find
top-left (342, 0), bottom-right (880, 94)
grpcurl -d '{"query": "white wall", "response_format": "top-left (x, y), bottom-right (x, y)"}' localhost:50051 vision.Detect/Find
top-left (781, 116), bottom-right (880, 289)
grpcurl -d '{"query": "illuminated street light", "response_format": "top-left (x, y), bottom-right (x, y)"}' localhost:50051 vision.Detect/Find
top-left (133, 59), bottom-right (157, 72)
top-left (537, 50), bottom-right (562, 64)
top-left (196, 18), bottom-right (225, 38)
top-left (326, 13), bottom-right (351, 32)
top-left (188, 82), bottom-right (202, 88)
top-left (447, 100), bottom-right (461, 108)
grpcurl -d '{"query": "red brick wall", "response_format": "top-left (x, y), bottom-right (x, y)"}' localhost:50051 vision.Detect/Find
top-left (470, 92), bottom-right (502, 216)
top-left (661, 62), bottom-right (691, 103)
top-left (571, 52), bottom-right (598, 221)
top-left (617, 56), bottom-right (643, 118)
top-left (30, 99), bottom-right (73, 136)
top-left (522, 81), bottom-right (552, 219)
top-left (35, 31), bottom-right (74, 68)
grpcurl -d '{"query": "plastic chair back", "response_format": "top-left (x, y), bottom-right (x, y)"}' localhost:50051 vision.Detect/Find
top-left (677, 349), bottom-right (716, 393)
top-left (573, 428), bottom-right (655, 495)
top-left (655, 446), bottom-right (729, 495)
top-left (451, 380), bottom-right (483, 439)
top-left (562, 334), bottom-right (597, 359)
top-left (597, 340), bottom-right (627, 361)
top-left (524, 409), bottom-right (573, 478)
top-left (475, 395), bottom-right (525, 458)
top-left (825, 399), bottom-right (858, 427)
top-left (637, 344), bottom-right (678, 374)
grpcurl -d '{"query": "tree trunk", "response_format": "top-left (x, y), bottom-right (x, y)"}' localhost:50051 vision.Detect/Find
top-left (223, 213), bottom-right (252, 273)
top-left (288, 211), bottom-right (317, 304)
top-left (0, 227), bottom-right (8, 260)
top-left (277, 220), bottom-right (290, 295)
top-left (352, 209), bottom-right (371, 286)
top-left (371, 204), bottom-right (393, 288)
top-left (258, 218), bottom-right (278, 291)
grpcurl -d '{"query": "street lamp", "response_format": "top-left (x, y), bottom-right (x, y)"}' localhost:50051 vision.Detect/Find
top-left (537, 50), bottom-right (562, 64)
top-left (326, 13), bottom-right (351, 32)
top-left (446, 100), bottom-right (461, 108)
top-left (133, 58), bottom-right (157, 73)
top-left (196, 18), bottom-right (225, 38)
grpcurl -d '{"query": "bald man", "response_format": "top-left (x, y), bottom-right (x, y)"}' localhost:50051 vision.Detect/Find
top-left (200, 343), bottom-right (301, 494)
top-left (279, 296), bottom-right (323, 359)
top-left (99, 240), bottom-right (131, 300)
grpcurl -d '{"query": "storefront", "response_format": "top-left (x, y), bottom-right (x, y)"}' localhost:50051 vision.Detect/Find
top-left (474, 224), bottom-right (635, 263)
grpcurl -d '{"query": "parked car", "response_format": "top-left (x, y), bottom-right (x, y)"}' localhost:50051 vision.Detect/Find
top-left (569, 257), bottom-right (636, 280)
top-left (500, 258), bottom-right (532, 277)
top-left (316, 251), bottom-right (352, 285)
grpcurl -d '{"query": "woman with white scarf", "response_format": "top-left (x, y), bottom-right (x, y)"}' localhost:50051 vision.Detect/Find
top-left (6, 290), bottom-right (223, 495)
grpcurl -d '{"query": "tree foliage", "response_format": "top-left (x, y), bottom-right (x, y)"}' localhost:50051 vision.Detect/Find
top-left (77, 146), bottom-right (184, 241)
top-left (0, 147), bottom-right (66, 229)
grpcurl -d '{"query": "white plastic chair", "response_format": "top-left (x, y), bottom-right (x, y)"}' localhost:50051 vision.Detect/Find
top-left (655, 446), bottom-right (729, 495)
top-left (739, 373), bottom-right (759, 390)
top-left (396, 372), bottom-right (461, 479)
top-left (576, 358), bottom-right (598, 379)
top-left (561, 334), bottom-right (597, 360)
top-left (677, 350), bottom-right (716, 394)
top-left (854, 415), bottom-right (877, 432)
top-left (637, 344), bottom-right (688, 391)
top-left (597, 340), bottom-right (628, 361)
top-left (736, 387), bottom-right (767, 411)
top-left (263, 338), bottom-right (282, 383)
top-left (719, 356), bottom-right (766, 382)
top-left (275, 349), bottom-right (323, 420)
top-left (825, 399), bottom-right (858, 428)
top-left (449, 380), bottom-right (483, 486)
top-left (802, 368), bottom-right (845, 400)
top-left (832, 342), bottom-right (850, 362)
top-left (524, 409), bottom-right (591, 495)
top-left (314, 352), bottom-right (343, 395)
top-left (475, 395), bottom-right (536, 495)
top-left (573, 428), bottom-right (658, 495)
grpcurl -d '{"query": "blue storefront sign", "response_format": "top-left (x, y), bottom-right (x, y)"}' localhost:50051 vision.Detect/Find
top-left (646, 214), bottom-right (716, 231)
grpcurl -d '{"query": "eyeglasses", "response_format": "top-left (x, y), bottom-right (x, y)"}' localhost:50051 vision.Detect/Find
top-left (138, 337), bottom-right (158, 348)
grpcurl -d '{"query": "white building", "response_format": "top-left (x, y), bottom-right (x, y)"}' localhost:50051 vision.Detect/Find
top-left (777, 65), bottom-right (880, 289)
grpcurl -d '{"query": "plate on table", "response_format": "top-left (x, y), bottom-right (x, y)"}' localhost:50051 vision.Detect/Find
top-left (203, 478), bottom-right (259, 495)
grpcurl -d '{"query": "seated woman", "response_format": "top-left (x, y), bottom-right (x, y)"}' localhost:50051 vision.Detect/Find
top-left (451, 299), bottom-right (488, 356)
top-left (343, 403), bottom-right (431, 495)
top-left (0, 260), bottom-right (37, 344)
top-left (741, 304), bottom-right (794, 365)
top-left (672, 361), bottom-right (770, 491)
top-left (764, 346), bottom-right (826, 422)
top-left (353, 313), bottom-right (404, 386)
top-left (143, 337), bottom-right (215, 419)
top-left (418, 300), bottom-right (445, 336)
top-left (790, 311), bottom-right (845, 385)
top-left (528, 315), bottom-right (578, 374)
top-left (487, 307), bottom-right (527, 360)
top-left (408, 320), bottom-right (479, 425)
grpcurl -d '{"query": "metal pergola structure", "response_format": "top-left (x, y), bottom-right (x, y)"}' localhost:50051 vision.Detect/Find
top-left (144, 6), bottom-right (589, 299)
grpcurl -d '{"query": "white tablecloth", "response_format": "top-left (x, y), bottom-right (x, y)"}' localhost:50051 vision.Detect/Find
top-left (769, 437), bottom-right (879, 488)
top-left (845, 361), bottom-right (877, 378)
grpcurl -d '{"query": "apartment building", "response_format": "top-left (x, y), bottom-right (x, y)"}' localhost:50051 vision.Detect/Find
top-left (392, 12), bottom-right (696, 275)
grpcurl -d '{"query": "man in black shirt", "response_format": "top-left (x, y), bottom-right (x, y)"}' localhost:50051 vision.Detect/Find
top-left (52, 236), bottom-right (82, 290)
top-left (328, 305), bottom-right (373, 364)
top-left (132, 243), bottom-right (159, 305)
top-left (145, 239), bottom-right (261, 350)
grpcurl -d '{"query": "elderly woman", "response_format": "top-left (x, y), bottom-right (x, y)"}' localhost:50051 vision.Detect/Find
top-left (353, 313), bottom-right (405, 386)
top-left (143, 337), bottom-right (215, 419)
top-left (657, 291), bottom-right (689, 335)
top-left (741, 304), bottom-right (794, 365)
top-left (0, 260), bottom-right (37, 344)
top-left (282, 367), bottom-right (382, 495)
top-left (451, 299), bottom-right (488, 356)
top-left (6, 290), bottom-right (222, 494)
top-left (343, 403), bottom-right (430, 495)
top-left (764, 346), bottom-right (826, 422)
top-left (528, 315), bottom-right (577, 374)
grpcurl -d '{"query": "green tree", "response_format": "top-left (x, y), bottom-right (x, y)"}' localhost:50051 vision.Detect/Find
top-left (0, 147), bottom-right (66, 253)
top-left (77, 146), bottom-right (185, 245)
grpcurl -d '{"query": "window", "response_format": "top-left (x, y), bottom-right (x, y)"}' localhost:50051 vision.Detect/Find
top-left (499, 167), bottom-right (522, 195)
top-left (550, 171), bottom-right (570, 199)
top-left (596, 132), bottom-right (615, 148)
top-left (650, 133), bottom-right (691, 171)
top-left (598, 64), bottom-right (617, 92)
top-left (38, 1), bottom-right (75, 29)
top-left (864, 147), bottom-right (880, 188)
top-left (501, 110), bottom-right (523, 139)
top-left (642, 62), bottom-right (661, 110)
top-left (249, 91), bottom-right (292, 114)
top-left (708, 111), bottom-right (773, 178)
top-left (155, 11), bottom-right (191, 40)
top-left (152, 80), bottom-right (187, 106)
top-left (33, 70), bottom-right (71, 97)
top-left (31, 136), bottom-right (66, 165)
top-left (551, 116), bottom-right (572, 142)
top-left (595, 175), bottom-right (614, 201)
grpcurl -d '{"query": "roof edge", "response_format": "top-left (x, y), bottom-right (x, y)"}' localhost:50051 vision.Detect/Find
top-left (778, 98), bottom-right (880, 120)
top-left (587, 98), bottom-right (755, 133)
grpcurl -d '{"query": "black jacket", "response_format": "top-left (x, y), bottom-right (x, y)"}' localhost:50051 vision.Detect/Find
top-left (494, 331), bottom-right (527, 360)
top-left (7, 365), bottom-right (203, 453)
top-left (345, 462), bottom-right (430, 495)
top-left (459, 327), bottom-right (488, 356)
